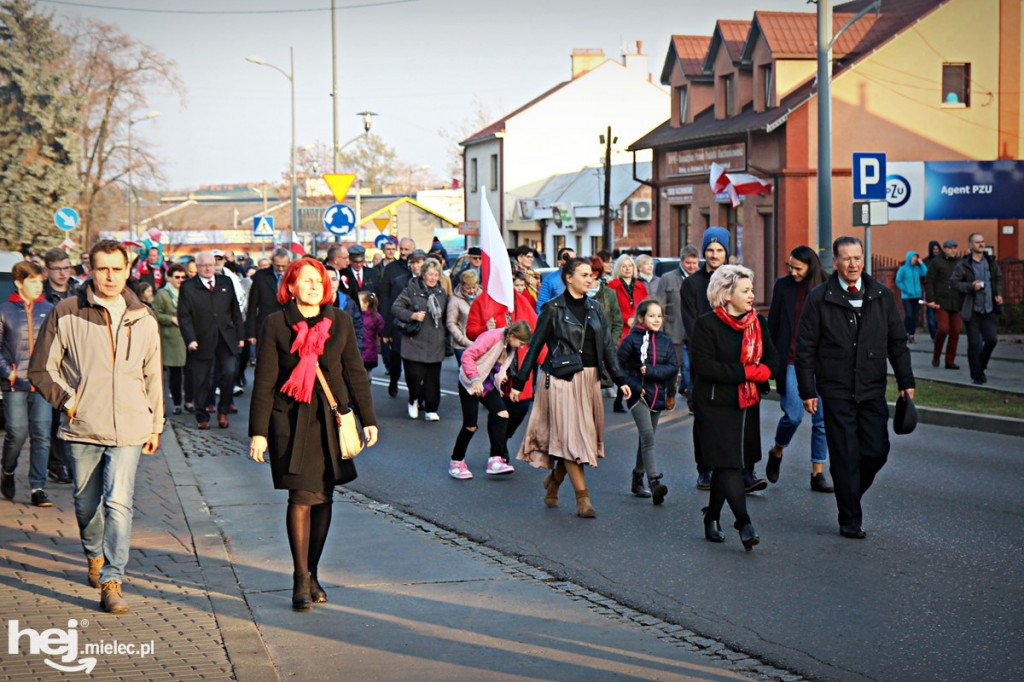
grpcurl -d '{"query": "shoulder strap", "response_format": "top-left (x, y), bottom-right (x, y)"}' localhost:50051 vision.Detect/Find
top-left (314, 365), bottom-right (337, 411)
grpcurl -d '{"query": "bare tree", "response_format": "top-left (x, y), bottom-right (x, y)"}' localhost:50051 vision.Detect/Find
top-left (64, 17), bottom-right (185, 245)
top-left (437, 96), bottom-right (494, 181)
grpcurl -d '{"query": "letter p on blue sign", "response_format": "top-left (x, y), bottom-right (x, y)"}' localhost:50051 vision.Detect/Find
top-left (853, 152), bottom-right (887, 200)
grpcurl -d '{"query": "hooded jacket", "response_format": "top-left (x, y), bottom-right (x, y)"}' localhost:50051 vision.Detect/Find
top-left (0, 294), bottom-right (54, 392)
top-left (28, 283), bottom-right (164, 447)
top-left (616, 325), bottom-right (677, 411)
top-left (894, 251), bottom-right (927, 300)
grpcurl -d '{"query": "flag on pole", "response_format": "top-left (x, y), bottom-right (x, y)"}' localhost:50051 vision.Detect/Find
top-left (478, 193), bottom-right (515, 324)
top-left (710, 162), bottom-right (772, 208)
top-left (290, 240), bottom-right (306, 256)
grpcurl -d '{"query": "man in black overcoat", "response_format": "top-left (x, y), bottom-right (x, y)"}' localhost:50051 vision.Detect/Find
top-left (796, 236), bottom-right (915, 539)
top-left (178, 251), bottom-right (245, 429)
top-left (246, 248), bottom-right (291, 345)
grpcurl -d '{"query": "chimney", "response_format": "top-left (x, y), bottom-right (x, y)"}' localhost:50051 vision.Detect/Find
top-left (623, 40), bottom-right (648, 75)
top-left (571, 48), bottom-right (605, 78)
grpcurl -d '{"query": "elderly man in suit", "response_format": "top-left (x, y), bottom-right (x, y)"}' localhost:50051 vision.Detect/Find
top-left (342, 243), bottom-right (380, 298)
top-left (178, 251), bottom-right (245, 429)
top-left (246, 248), bottom-right (290, 346)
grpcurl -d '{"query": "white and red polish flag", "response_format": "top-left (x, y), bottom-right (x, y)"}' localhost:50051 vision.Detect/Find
top-left (290, 240), bottom-right (307, 256)
top-left (710, 162), bottom-right (772, 208)
top-left (478, 192), bottom-right (515, 324)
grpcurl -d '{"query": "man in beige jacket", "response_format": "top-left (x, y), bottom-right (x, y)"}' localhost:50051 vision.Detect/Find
top-left (29, 240), bottom-right (163, 614)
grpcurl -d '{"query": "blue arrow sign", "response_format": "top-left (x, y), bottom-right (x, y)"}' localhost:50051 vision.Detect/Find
top-left (323, 203), bottom-right (356, 237)
top-left (374, 234), bottom-right (395, 250)
top-left (253, 215), bottom-right (275, 238)
top-left (54, 207), bottom-right (80, 231)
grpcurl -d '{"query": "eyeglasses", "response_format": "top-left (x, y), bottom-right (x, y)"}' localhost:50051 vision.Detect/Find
top-left (171, 274), bottom-right (186, 280)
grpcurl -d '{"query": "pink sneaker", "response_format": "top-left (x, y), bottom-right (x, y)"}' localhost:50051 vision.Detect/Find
top-left (448, 460), bottom-right (473, 480)
top-left (486, 456), bottom-right (514, 475)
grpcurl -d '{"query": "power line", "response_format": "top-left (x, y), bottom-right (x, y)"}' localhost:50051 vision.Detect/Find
top-left (41, 0), bottom-right (418, 15)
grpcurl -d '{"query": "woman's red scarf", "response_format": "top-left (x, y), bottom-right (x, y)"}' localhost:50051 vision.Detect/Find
top-left (280, 316), bottom-right (333, 403)
top-left (713, 306), bottom-right (763, 409)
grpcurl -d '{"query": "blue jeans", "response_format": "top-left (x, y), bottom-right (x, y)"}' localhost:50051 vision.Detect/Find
top-left (1, 391), bottom-right (52, 490)
top-left (66, 442), bottom-right (143, 583)
top-left (925, 306), bottom-right (938, 340)
top-left (774, 364), bottom-right (827, 464)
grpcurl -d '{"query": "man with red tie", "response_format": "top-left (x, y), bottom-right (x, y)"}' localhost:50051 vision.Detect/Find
top-left (177, 251), bottom-right (245, 429)
top-left (795, 237), bottom-right (915, 540)
top-left (342, 243), bottom-right (380, 297)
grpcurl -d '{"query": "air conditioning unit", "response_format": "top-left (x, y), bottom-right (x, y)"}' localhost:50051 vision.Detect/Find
top-left (629, 199), bottom-right (653, 221)
top-left (518, 199), bottom-right (537, 220)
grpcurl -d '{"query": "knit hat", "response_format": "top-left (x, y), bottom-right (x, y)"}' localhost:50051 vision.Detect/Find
top-left (701, 227), bottom-right (730, 259)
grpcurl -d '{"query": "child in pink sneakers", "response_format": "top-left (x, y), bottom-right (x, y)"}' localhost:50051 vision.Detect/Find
top-left (449, 322), bottom-right (532, 480)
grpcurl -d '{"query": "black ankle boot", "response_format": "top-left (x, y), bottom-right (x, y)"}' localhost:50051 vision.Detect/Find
top-left (702, 507), bottom-right (725, 542)
top-left (649, 475), bottom-right (668, 506)
top-left (292, 572), bottom-right (312, 610)
top-left (631, 472), bottom-right (651, 498)
top-left (309, 573), bottom-right (327, 604)
top-left (736, 521), bottom-right (760, 551)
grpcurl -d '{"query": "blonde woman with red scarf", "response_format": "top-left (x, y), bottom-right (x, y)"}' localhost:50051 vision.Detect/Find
top-left (690, 265), bottom-right (777, 551)
top-left (248, 258), bottom-right (379, 610)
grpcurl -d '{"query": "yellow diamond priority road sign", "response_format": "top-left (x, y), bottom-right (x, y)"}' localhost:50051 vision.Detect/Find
top-left (323, 173), bottom-right (356, 201)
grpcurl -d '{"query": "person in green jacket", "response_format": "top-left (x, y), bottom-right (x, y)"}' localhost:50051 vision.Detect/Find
top-left (152, 263), bottom-right (190, 413)
top-left (588, 255), bottom-right (622, 397)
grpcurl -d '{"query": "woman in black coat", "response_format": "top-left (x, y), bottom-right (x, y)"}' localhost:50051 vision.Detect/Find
top-left (691, 265), bottom-right (777, 551)
top-left (249, 259), bottom-right (379, 610)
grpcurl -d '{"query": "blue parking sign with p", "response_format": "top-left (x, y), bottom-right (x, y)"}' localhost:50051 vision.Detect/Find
top-left (853, 153), bottom-right (887, 200)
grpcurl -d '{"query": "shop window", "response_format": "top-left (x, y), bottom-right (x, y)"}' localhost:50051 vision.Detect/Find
top-left (942, 63), bottom-right (970, 107)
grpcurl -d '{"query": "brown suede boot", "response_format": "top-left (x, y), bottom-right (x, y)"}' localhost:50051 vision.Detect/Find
top-left (100, 581), bottom-right (129, 614)
top-left (575, 488), bottom-right (596, 518)
top-left (543, 466), bottom-right (565, 508)
top-left (87, 557), bottom-right (104, 588)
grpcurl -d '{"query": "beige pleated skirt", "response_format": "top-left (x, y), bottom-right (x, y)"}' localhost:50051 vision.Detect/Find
top-left (516, 367), bottom-right (605, 469)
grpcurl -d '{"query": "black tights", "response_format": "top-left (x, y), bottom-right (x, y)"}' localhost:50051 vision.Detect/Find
top-left (286, 501), bottom-right (333, 576)
top-left (706, 468), bottom-right (750, 528)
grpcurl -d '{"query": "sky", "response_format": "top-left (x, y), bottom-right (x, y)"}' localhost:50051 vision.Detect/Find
top-left (43, 0), bottom-right (806, 191)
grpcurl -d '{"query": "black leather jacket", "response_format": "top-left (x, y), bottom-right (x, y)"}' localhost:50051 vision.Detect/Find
top-left (512, 293), bottom-right (625, 391)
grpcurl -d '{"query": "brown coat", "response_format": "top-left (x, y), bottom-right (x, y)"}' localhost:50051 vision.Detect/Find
top-left (248, 301), bottom-right (377, 491)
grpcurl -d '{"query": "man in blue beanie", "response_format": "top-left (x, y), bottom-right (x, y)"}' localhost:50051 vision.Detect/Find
top-left (681, 227), bottom-right (768, 493)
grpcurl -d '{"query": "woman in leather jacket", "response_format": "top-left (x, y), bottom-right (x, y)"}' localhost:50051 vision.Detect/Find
top-left (510, 258), bottom-right (631, 518)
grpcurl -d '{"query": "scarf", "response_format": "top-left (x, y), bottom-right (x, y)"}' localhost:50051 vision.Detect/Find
top-left (713, 306), bottom-right (763, 409)
top-left (425, 283), bottom-right (444, 327)
top-left (279, 315), bottom-right (333, 403)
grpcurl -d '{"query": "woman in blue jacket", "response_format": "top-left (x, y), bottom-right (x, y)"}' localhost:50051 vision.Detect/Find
top-left (617, 299), bottom-right (678, 505)
top-left (894, 250), bottom-right (928, 342)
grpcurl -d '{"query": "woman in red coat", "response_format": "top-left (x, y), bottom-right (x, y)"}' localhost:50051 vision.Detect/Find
top-left (607, 254), bottom-right (647, 411)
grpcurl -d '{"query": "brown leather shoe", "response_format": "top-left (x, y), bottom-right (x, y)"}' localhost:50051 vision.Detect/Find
top-left (197, 421), bottom-right (210, 430)
top-left (87, 557), bottom-right (104, 588)
top-left (217, 413), bottom-right (229, 429)
top-left (100, 580), bottom-right (130, 614)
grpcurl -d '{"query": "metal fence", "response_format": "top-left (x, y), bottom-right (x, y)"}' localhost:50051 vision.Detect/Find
top-left (874, 257), bottom-right (1023, 305)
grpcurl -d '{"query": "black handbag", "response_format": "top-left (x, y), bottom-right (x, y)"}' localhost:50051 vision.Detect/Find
top-left (393, 298), bottom-right (422, 336)
top-left (546, 352), bottom-right (583, 378)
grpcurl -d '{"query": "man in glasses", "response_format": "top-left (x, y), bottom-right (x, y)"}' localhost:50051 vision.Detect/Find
top-left (41, 248), bottom-right (79, 484)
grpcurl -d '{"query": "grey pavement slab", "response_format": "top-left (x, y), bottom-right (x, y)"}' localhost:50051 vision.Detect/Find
top-left (903, 334), bottom-right (1024, 394)
top-left (177, 418), bottom-right (782, 681)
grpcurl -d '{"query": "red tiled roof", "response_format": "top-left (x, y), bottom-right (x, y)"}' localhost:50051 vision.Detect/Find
top-left (660, 35), bottom-right (713, 85)
top-left (703, 18), bottom-right (759, 73)
top-left (749, 11), bottom-right (878, 59)
top-left (460, 79), bottom-right (575, 146)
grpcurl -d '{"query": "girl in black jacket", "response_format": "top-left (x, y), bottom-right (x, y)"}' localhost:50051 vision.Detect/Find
top-left (617, 300), bottom-right (678, 505)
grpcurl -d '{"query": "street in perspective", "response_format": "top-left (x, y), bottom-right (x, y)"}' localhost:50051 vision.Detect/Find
top-left (2, 0), bottom-right (1024, 680)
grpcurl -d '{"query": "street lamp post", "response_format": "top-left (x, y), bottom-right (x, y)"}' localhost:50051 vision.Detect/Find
top-left (337, 112), bottom-right (376, 243)
top-left (247, 48), bottom-right (298, 239)
top-left (127, 111), bottom-right (160, 240)
top-left (599, 126), bottom-right (616, 251)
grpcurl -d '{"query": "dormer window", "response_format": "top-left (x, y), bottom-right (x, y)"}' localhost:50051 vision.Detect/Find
top-left (720, 74), bottom-right (735, 117)
top-left (760, 64), bottom-right (773, 109)
top-left (677, 86), bottom-right (689, 122)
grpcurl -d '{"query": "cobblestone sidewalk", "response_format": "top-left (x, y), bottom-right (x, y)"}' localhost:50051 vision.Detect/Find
top-left (0, 446), bottom-right (234, 680)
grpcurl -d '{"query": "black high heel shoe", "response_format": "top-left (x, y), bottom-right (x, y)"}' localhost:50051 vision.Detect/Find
top-left (737, 522), bottom-right (760, 551)
top-left (309, 573), bottom-right (327, 604)
top-left (292, 572), bottom-right (312, 611)
top-left (702, 507), bottom-right (725, 542)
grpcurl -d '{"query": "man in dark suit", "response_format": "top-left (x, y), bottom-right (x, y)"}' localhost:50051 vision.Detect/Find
top-left (796, 236), bottom-right (915, 539)
top-left (324, 244), bottom-right (359, 307)
top-left (342, 243), bottom-right (380, 298)
top-left (178, 251), bottom-right (245, 429)
top-left (246, 248), bottom-right (290, 345)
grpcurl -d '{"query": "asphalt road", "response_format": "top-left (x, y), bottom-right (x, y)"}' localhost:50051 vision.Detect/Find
top-left (219, 358), bottom-right (1023, 682)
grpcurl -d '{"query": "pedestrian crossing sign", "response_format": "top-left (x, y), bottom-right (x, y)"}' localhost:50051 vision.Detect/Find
top-left (253, 216), bottom-right (275, 238)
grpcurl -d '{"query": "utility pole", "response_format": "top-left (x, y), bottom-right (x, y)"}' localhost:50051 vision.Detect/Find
top-left (816, 0), bottom-right (833, 261)
top-left (331, 0), bottom-right (339, 172)
top-left (600, 126), bottom-right (615, 251)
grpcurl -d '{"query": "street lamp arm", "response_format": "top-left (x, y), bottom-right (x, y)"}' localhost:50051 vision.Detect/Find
top-left (829, 0), bottom-right (882, 49)
top-left (246, 56), bottom-right (291, 82)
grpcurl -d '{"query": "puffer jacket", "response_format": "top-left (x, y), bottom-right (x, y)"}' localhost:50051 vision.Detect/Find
top-left (392, 276), bottom-right (449, 363)
top-left (616, 325), bottom-right (677, 411)
top-left (28, 282), bottom-right (164, 447)
top-left (446, 285), bottom-right (474, 351)
top-left (894, 251), bottom-right (927, 300)
top-left (0, 294), bottom-right (54, 392)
